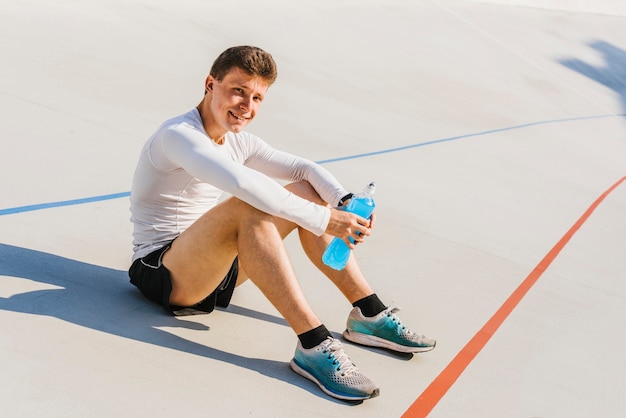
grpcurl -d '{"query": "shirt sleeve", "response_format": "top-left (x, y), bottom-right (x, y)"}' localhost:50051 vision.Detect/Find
top-left (158, 124), bottom-right (333, 236)
top-left (236, 133), bottom-right (349, 207)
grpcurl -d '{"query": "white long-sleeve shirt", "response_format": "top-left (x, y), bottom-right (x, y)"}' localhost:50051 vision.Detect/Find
top-left (130, 108), bottom-right (347, 261)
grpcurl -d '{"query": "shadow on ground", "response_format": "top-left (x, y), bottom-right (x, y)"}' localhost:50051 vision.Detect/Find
top-left (560, 40), bottom-right (626, 117)
top-left (0, 242), bottom-right (357, 403)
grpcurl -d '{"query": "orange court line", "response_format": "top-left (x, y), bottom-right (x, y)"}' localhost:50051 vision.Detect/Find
top-left (403, 175), bottom-right (626, 418)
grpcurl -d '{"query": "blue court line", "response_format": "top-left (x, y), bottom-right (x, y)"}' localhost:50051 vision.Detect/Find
top-left (0, 192), bottom-right (131, 216)
top-left (1, 113), bottom-right (624, 216)
top-left (317, 113), bottom-right (625, 163)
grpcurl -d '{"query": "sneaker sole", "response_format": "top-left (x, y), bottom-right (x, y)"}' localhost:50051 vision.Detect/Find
top-left (289, 359), bottom-right (379, 401)
top-left (343, 329), bottom-right (436, 353)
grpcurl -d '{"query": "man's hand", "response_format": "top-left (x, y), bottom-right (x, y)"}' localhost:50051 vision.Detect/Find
top-left (325, 207), bottom-right (375, 248)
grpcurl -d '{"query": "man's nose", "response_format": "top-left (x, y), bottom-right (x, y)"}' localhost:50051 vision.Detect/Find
top-left (240, 96), bottom-right (252, 111)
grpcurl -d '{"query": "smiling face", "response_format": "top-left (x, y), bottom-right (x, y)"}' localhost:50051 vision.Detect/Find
top-left (200, 66), bottom-right (269, 144)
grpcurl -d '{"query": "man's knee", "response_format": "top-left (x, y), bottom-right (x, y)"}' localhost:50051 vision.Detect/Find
top-left (227, 197), bottom-right (280, 232)
top-left (285, 181), bottom-right (326, 205)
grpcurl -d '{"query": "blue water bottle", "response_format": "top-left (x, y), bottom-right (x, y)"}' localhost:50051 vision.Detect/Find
top-left (322, 182), bottom-right (376, 270)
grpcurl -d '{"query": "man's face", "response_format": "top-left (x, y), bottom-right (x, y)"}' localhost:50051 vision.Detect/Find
top-left (205, 67), bottom-right (269, 138)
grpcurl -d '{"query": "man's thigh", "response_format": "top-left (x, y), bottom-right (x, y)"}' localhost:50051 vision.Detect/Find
top-left (163, 182), bottom-right (324, 305)
top-left (162, 198), bottom-right (244, 306)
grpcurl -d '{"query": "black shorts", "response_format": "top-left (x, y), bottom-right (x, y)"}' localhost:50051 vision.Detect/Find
top-left (128, 242), bottom-right (238, 316)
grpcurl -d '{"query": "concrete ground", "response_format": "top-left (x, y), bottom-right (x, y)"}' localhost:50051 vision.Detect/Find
top-left (1, 0), bottom-right (625, 417)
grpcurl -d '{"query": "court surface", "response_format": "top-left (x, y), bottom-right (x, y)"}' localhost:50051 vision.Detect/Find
top-left (1, 1), bottom-right (625, 417)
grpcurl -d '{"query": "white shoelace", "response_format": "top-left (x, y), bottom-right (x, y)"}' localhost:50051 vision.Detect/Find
top-left (383, 306), bottom-right (407, 330)
top-left (383, 306), bottom-right (428, 338)
top-left (321, 338), bottom-right (359, 376)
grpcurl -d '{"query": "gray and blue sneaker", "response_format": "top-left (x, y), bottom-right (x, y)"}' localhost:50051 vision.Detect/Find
top-left (290, 337), bottom-right (379, 401)
top-left (343, 307), bottom-right (436, 353)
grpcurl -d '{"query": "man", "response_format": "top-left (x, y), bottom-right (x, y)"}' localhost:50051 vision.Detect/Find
top-left (129, 45), bottom-right (435, 401)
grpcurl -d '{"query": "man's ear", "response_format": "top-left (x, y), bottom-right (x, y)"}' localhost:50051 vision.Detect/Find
top-left (204, 75), bottom-right (214, 94)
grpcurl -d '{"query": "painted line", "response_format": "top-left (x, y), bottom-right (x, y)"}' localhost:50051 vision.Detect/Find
top-left (0, 192), bottom-right (130, 216)
top-left (1, 113), bottom-right (623, 216)
top-left (402, 175), bottom-right (626, 418)
top-left (317, 113), bottom-right (624, 164)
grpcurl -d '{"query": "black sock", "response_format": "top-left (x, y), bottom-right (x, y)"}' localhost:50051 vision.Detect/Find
top-left (352, 294), bottom-right (386, 317)
top-left (298, 324), bottom-right (332, 349)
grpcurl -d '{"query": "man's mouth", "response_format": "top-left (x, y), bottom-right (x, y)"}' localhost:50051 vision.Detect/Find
top-left (229, 111), bottom-right (248, 122)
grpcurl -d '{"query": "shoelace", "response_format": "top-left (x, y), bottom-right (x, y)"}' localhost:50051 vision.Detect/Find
top-left (383, 306), bottom-right (406, 328)
top-left (383, 306), bottom-right (424, 336)
top-left (321, 338), bottom-right (359, 376)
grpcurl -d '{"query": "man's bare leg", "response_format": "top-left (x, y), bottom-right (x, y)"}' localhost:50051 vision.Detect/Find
top-left (277, 182), bottom-right (376, 304)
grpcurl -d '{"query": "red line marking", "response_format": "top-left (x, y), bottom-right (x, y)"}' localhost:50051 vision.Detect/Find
top-left (403, 175), bottom-right (626, 418)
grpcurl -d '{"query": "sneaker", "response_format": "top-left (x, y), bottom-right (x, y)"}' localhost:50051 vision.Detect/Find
top-left (343, 306), bottom-right (436, 353)
top-left (290, 337), bottom-right (380, 401)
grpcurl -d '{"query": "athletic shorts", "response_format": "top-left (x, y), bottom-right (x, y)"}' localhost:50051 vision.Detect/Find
top-left (128, 242), bottom-right (238, 316)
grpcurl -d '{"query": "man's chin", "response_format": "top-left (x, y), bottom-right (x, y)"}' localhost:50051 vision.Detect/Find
top-left (229, 123), bottom-right (248, 133)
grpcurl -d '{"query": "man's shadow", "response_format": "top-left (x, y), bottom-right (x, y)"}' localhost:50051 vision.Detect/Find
top-left (0, 243), bottom-right (348, 403)
top-left (559, 40), bottom-right (626, 117)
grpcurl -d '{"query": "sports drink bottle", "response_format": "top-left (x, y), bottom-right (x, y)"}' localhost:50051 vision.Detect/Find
top-left (322, 182), bottom-right (376, 270)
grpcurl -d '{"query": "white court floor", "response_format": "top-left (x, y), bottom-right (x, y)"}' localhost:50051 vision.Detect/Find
top-left (1, 1), bottom-right (626, 417)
